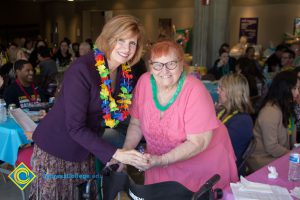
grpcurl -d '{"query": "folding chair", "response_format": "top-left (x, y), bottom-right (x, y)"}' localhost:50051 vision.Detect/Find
top-left (238, 136), bottom-right (257, 176)
top-left (15, 146), bottom-right (34, 168)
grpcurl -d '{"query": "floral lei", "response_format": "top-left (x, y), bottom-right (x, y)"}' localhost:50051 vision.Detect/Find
top-left (94, 47), bottom-right (133, 128)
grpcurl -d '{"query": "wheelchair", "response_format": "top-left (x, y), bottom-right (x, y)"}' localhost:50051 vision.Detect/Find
top-left (76, 164), bottom-right (223, 200)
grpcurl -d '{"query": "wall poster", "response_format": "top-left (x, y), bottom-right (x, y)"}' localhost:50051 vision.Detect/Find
top-left (239, 17), bottom-right (259, 44)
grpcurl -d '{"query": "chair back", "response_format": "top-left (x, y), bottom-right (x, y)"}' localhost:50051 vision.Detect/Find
top-left (15, 146), bottom-right (34, 169)
top-left (238, 137), bottom-right (257, 175)
top-left (101, 170), bottom-right (223, 200)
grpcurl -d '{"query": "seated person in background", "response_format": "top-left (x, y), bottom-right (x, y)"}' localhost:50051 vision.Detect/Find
top-left (0, 42), bottom-right (18, 96)
top-left (235, 57), bottom-right (267, 113)
top-left (37, 46), bottom-right (58, 98)
top-left (245, 46), bottom-right (262, 72)
top-left (219, 43), bottom-right (236, 66)
top-left (245, 46), bottom-right (256, 60)
top-left (229, 36), bottom-right (248, 59)
top-left (23, 39), bottom-right (34, 56)
top-left (28, 39), bottom-right (48, 69)
top-left (79, 41), bottom-right (93, 56)
top-left (16, 48), bottom-right (28, 61)
top-left (281, 49), bottom-right (295, 71)
top-left (266, 44), bottom-right (287, 72)
top-left (52, 39), bottom-right (72, 67)
top-left (210, 49), bottom-right (235, 80)
top-left (119, 40), bottom-right (238, 191)
top-left (71, 42), bottom-right (80, 59)
top-left (291, 42), bottom-right (300, 67)
top-left (3, 59), bottom-right (46, 109)
top-left (293, 66), bottom-right (300, 143)
top-left (217, 73), bottom-right (254, 167)
top-left (248, 71), bottom-right (299, 172)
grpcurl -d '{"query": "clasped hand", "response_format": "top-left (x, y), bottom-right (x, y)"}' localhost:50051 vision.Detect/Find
top-left (110, 149), bottom-right (163, 172)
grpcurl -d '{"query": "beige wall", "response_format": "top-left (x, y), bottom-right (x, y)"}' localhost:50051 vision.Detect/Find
top-left (41, 0), bottom-right (194, 44)
top-left (113, 8), bottom-right (194, 42)
top-left (41, 2), bottom-right (80, 44)
top-left (41, 1), bottom-right (300, 51)
top-left (230, 3), bottom-right (300, 48)
top-left (0, 1), bottom-right (193, 45)
top-left (2, 0), bottom-right (300, 52)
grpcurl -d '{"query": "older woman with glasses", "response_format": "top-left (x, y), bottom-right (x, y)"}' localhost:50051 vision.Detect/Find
top-left (118, 40), bottom-right (238, 192)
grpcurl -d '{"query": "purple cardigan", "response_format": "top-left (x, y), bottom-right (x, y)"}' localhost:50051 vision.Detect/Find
top-left (33, 52), bottom-right (116, 163)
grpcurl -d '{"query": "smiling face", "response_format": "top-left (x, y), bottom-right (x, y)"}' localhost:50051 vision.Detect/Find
top-left (16, 63), bottom-right (34, 86)
top-left (150, 51), bottom-right (183, 90)
top-left (108, 32), bottom-right (138, 68)
top-left (149, 41), bottom-right (184, 90)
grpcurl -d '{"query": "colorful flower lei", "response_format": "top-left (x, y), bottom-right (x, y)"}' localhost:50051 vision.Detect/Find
top-left (94, 47), bottom-right (133, 128)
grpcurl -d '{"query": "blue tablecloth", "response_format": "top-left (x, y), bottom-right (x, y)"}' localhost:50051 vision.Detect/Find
top-left (0, 118), bottom-right (30, 165)
top-left (203, 81), bottom-right (218, 103)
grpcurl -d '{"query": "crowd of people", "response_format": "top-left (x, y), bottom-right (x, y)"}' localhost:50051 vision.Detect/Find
top-left (209, 37), bottom-right (300, 175)
top-left (0, 36), bottom-right (95, 110)
top-left (0, 14), bottom-right (299, 199)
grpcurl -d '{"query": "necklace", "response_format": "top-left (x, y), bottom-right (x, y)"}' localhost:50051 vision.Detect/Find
top-left (15, 79), bottom-right (38, 102)
top-left (217, 109), bottom-right (238, 124)
top-left (94, 47), bottom-right (133, 128)
top-left (151, 72), bottom-right (186, 111)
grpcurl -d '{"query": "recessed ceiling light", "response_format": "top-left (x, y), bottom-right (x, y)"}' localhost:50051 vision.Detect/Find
top-left (68, 0), bottom-right (74, 2)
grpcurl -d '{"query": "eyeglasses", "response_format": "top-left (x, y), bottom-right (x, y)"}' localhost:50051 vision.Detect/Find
top-left (149, 60), bottom-right (179, 71)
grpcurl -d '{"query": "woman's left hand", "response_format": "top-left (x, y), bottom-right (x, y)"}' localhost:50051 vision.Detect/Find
top-left (141, 154), bottom-right (161, 170)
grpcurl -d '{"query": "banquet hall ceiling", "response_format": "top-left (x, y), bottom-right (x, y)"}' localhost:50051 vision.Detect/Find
top-left (8, 0), bottom-right (300, 3)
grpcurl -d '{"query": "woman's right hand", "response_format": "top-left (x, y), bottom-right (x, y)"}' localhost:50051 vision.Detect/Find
top-left (112, 149), bottom-right (149, 171)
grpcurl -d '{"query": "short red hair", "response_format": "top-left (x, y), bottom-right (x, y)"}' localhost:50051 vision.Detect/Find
top-left (149, 40), bottom-right (184, 61)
